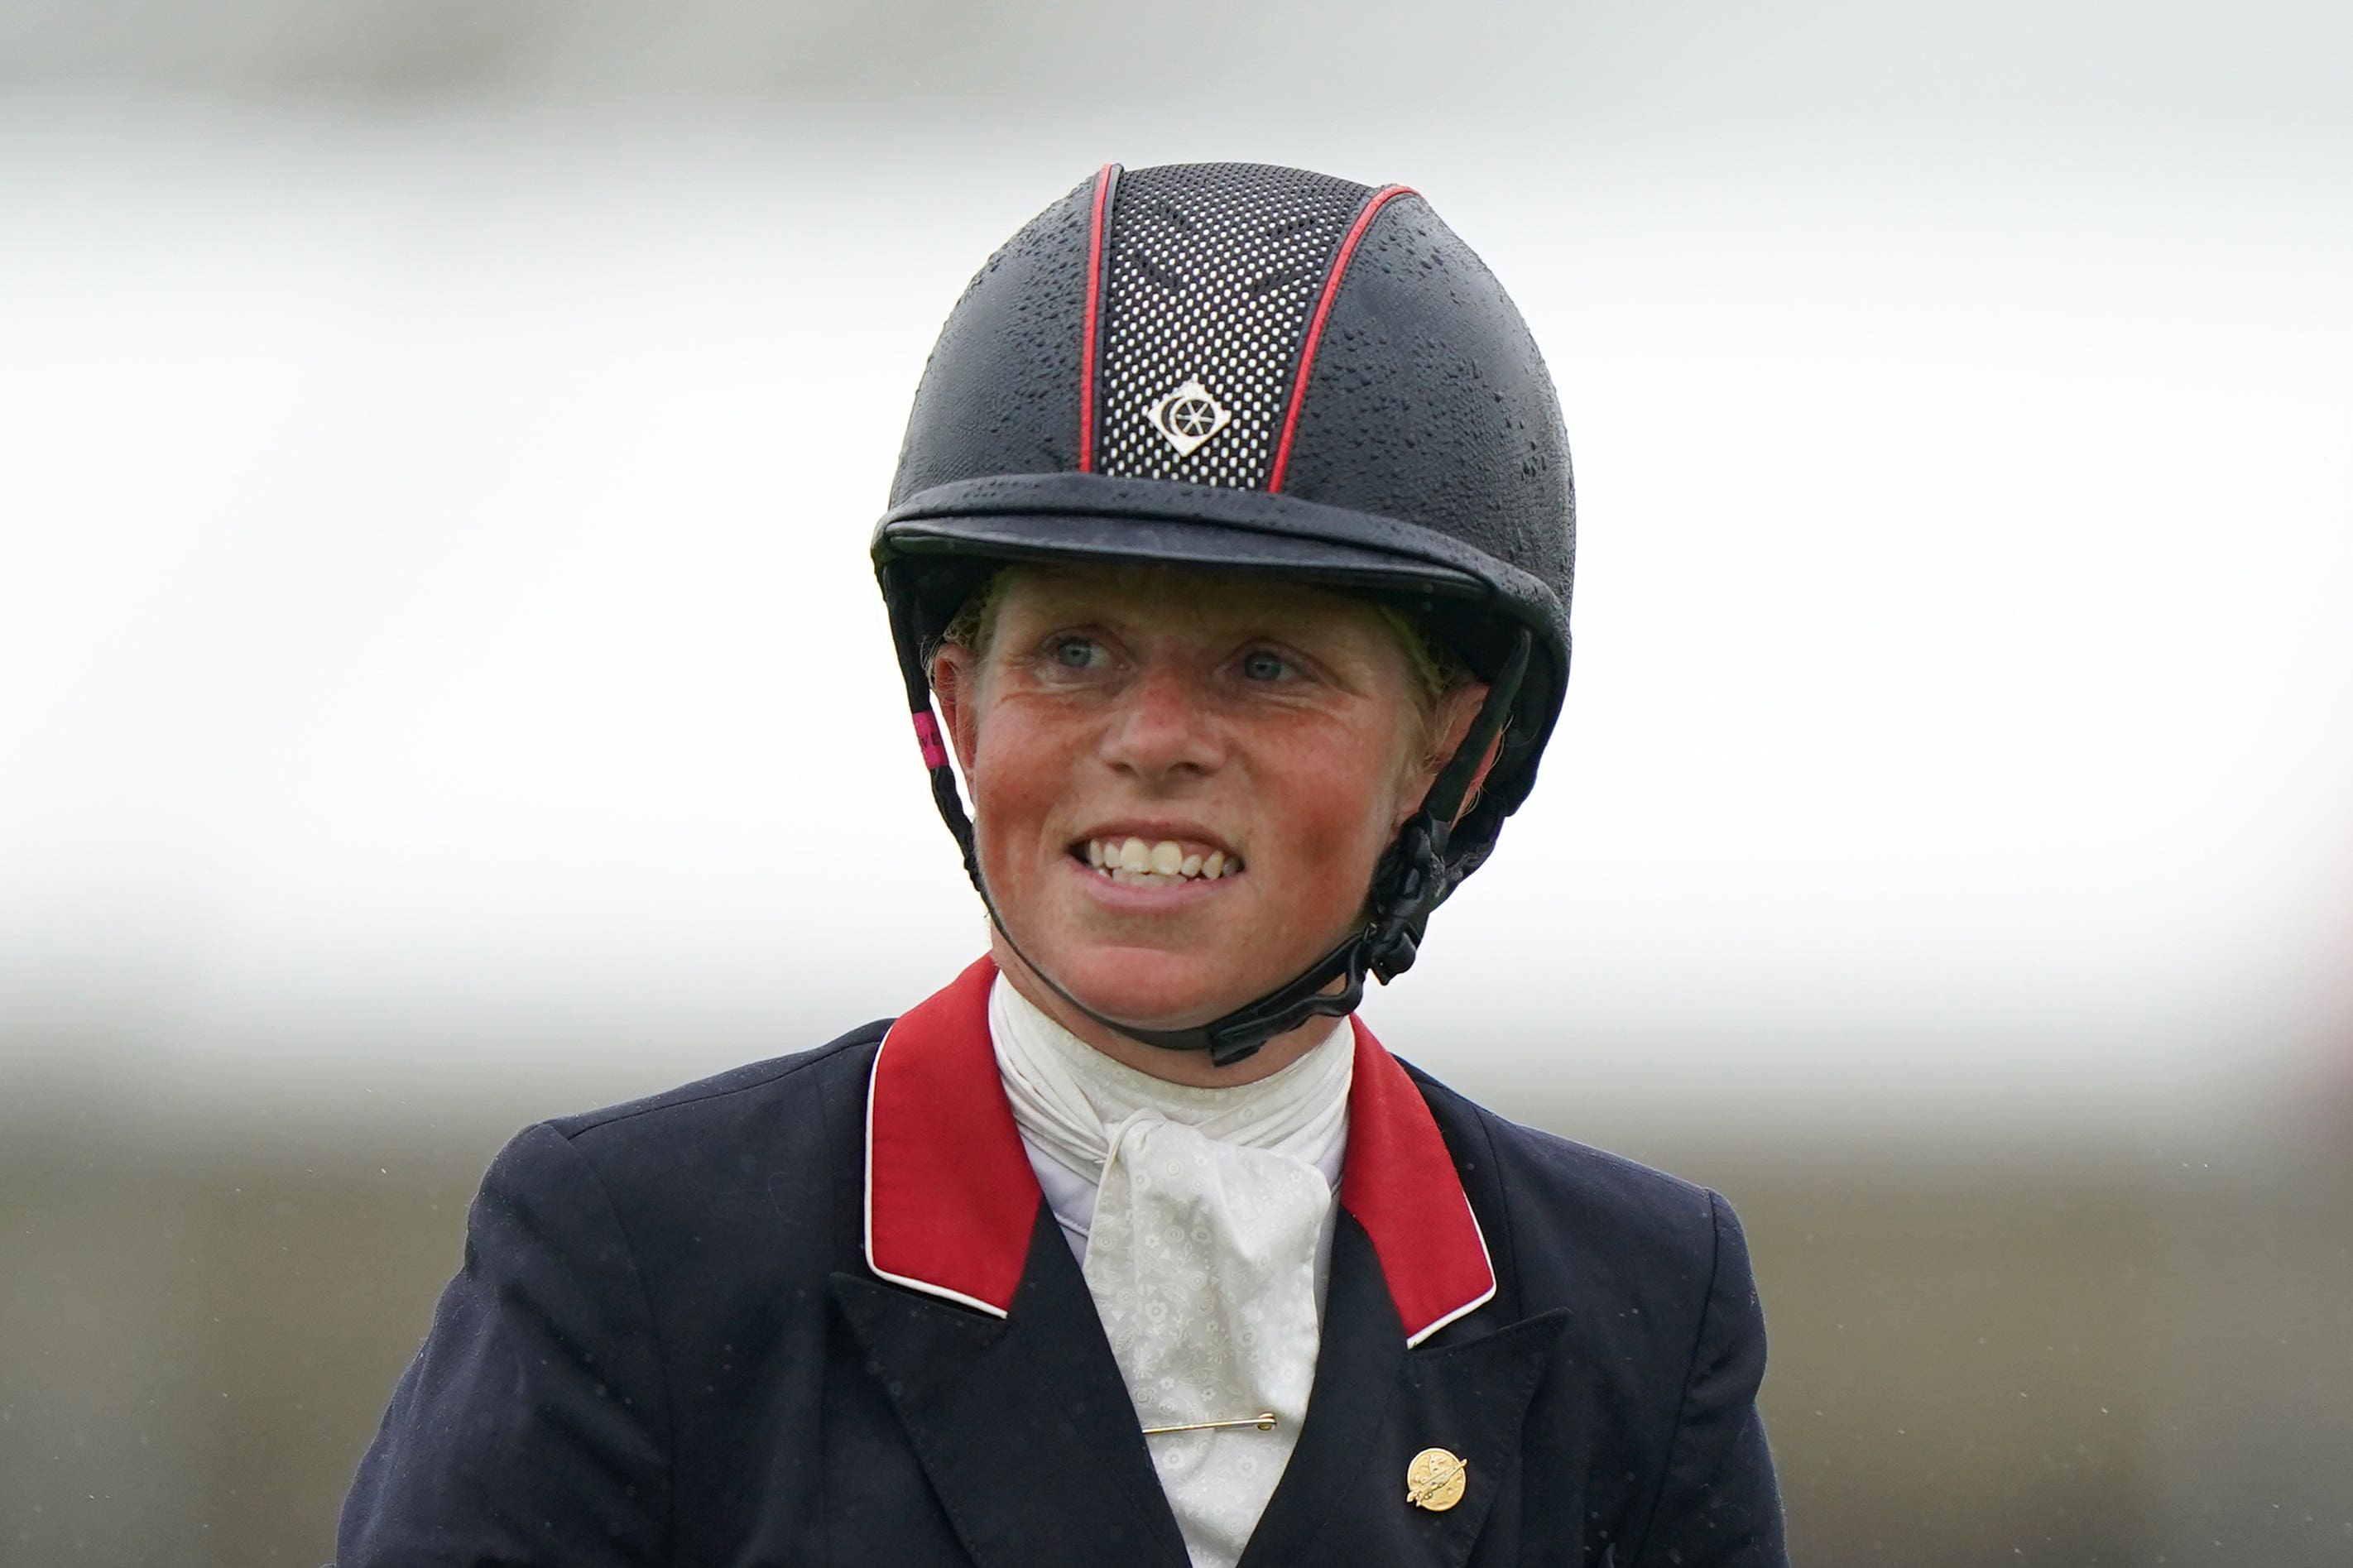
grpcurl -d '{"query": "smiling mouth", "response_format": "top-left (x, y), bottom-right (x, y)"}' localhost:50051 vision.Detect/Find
top-left (1076, 836), bottom-right (1246, 889)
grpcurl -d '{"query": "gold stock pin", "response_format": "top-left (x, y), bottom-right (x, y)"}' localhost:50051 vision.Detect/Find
top-left (1405, 1447), bottom-right (1467, 1512)
top-left (1140, 1412), bottom-right (1278, 1436)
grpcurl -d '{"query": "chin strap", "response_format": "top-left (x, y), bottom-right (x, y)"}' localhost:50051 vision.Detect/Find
top-left (891, 592), bottom-right (1529, 1067)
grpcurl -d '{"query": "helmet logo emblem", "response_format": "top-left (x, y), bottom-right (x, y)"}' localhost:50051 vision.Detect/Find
top-left (1145, 377), bottom-right (1233, 458)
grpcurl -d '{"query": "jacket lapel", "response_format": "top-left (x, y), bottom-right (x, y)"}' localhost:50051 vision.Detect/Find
top-left (1236, 1216), bottom-right (1567, 1568)
top-left (850, 958), bottom-right (1561, 1568)
top-left (1239, 1021), bottom-right (1567, 1567)
top-left (832, 1203), bottom-right (1191, 1568)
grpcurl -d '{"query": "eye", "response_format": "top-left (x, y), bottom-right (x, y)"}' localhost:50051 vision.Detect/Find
top-left (1049, 635), bottom-right (1106, 670)
top-left (1239, 649), bottom-right (1293, 683)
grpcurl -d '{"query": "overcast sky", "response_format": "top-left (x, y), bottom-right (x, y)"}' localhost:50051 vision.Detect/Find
top-left (2, 3), bottom-right (2348, 1137)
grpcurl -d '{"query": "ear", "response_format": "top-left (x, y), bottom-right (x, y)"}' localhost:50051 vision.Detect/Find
top-left (928, 644), bottom-right (985, 777)
top-left (1404, 681), bottom-right (1502, 828)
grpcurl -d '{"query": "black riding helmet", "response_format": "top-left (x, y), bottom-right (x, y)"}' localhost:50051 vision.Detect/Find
top-left (873, 161), bottom-right (1574, 1065)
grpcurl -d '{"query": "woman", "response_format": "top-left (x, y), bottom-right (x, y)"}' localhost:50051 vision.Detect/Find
top-left (338, 161), bottom-right (1787, 1567)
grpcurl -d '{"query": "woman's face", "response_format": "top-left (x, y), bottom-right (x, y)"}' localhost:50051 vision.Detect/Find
top-left (930, 563), bottom-right (1486, 1045)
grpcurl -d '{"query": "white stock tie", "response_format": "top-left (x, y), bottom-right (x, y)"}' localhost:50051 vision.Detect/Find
top-left (989, 976), bottom-right (1352, 1568)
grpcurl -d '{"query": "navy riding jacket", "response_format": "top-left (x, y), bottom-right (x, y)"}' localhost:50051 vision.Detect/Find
top-left (337, 957), bottom-right (1787, 1566)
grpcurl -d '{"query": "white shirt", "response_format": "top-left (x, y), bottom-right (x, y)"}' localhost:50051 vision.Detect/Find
top-left (988, 976), bottom-right (1352, 1568)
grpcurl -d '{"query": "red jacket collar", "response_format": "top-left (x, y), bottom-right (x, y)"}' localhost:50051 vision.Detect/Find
top-left (864, 957), bottom-right (1496, 1345)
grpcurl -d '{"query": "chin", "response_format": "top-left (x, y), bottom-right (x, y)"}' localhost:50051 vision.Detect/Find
top-left (1043, 942), bottom-right (1258, 1029)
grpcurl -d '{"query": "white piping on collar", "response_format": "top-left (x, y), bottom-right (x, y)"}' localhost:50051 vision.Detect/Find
top-left (1402, 1199), bottom-right (1497, 1348)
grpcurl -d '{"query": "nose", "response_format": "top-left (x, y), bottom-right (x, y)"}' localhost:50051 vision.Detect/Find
top-left (1097, 659), bottom-right (1222, 784)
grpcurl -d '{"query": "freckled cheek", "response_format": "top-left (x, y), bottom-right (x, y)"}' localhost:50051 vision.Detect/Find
top-left (1260, 763), bottom-right (1395, 913)
top-left (968, 719), bottom-right (1086, 877)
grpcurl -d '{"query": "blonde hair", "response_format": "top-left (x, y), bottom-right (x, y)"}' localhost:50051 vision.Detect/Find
top-left (1369, 601), bottom-right (1474, 717)
top-left (936, 569), bottom-right (1011, 660)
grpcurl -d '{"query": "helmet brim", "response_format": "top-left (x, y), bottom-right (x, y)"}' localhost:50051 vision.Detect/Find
top-left (873, 472), bottom-right (1559, 660)
top-left (879, 509), bottom-right (1485, 608)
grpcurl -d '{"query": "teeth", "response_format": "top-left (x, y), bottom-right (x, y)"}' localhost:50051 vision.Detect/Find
top-left (1083, 839), bottom-right (1244, 883)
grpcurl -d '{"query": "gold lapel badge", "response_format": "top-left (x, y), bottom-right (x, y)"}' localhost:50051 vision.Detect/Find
top-left (1405, 1446), bottom-right (1467, 1512)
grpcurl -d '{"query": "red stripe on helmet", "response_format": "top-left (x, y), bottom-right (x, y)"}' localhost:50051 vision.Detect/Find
top-left (1077, 163), bottom-right (1116, 473)
top-left (1267, 183), bottom-right (1417, 493)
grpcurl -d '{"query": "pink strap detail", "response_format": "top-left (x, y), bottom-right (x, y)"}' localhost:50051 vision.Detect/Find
top-left (912, 711), bottom-right (950, 770)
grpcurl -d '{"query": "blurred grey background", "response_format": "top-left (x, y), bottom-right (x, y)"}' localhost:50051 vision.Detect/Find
top-left (3, 2), bottom-right (2350, 1563)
